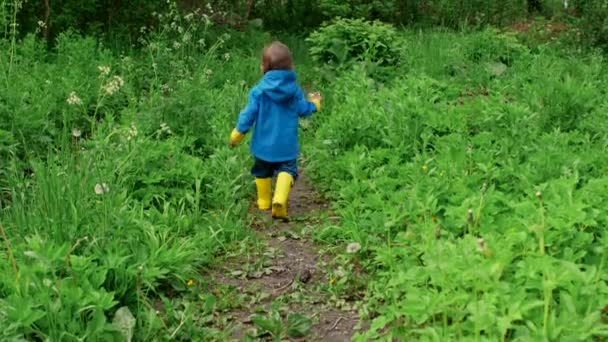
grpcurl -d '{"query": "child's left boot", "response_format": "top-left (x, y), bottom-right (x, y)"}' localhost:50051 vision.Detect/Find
top-left (271, 172), bottom-right (293, 219)
top-left (255, 178), bottom-right (272, 210)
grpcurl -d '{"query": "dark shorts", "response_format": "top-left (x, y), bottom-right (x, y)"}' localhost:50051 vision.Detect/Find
top-left (251, 158), bottom-right (298, 180)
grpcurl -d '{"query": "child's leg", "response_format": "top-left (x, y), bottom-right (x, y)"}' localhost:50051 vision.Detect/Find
top-left (271, 160), bottom-right (298, 219)
top-left (251, 159), bottom-right (273, 210)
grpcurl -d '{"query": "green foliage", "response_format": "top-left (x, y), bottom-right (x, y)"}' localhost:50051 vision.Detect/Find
top-left (3, 1), bottom-right (608, 339)
top-left (0, 6), bottom-right (258, 339)
top-left (307, 18), bottom-right (403, 80)
top-left (305, 28), bottom-right (608, 340)
top-left (571, 0), bottom-right (608, 50)
top-left (250, 308), bottom-right (312, 340)
top-left (465, 28), bottom-right (529, 66)
top-left (318, 0), bottom-right (396, 22)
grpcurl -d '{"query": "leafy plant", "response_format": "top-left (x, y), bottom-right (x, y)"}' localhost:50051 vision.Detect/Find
top-left (307, 18), bottom-right (403, 69)
top-left (251, 309), bottom-right (312, 340)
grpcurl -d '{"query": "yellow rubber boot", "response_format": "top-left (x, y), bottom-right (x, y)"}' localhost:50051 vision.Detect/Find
top-left (271, 172), bottom-right (293, 219)
top-left (255, 178), bottom-right (272, 210)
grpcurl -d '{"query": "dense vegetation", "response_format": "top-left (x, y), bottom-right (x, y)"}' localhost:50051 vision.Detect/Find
top-left (1, 0), bottom-right (608, 340)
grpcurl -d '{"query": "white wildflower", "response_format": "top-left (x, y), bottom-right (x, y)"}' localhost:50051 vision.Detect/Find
top-left (103, 76), bottom-right (124, 95)
top-left (127, 123), bottom-right (138, 141)
top-left (66, 91), bottom-right (82, 106)
top-left (346, 242), bottom-right (361, 254)
top-left (72, 128), bottom-right (82, 138)
top-left (160, 83), bottom-right (172, 94)
top-left (223, 53), bottom-right (231, 61)
top-left (98, 65), bottom-right (110, 76)
top-left (173, 41), bottom-right (181, 49)
top-left (160, 122), bottom-right (173, 135)
top-left (37, 20), bottom-right (46, 28)
top-left (202, 14), bottom-right (211, 26)
top-left (94, 183), bottom-right (110, 195)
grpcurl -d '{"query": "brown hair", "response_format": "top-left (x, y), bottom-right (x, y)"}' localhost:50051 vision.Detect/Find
top-left (261, 41), bottom-right (294, 73)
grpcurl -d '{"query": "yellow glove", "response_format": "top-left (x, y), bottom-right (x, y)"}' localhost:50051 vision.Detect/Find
top-left (310, 98), bottom-right (321, 112)
top-left (230, 129), bottom-right (245, 147)
top-left (308, 92), bottom-right (322, 112)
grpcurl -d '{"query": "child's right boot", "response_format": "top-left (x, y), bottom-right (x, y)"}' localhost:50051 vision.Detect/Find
top-left (271, 172), bottom-right (293, 219)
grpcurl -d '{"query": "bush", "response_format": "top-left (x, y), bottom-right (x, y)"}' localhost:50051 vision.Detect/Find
top-left (571, 0), bottom-right (608, 50)
top-left (318, 0), bottom-right (396, 22)
top-left (465, 28), bottom-right (529, 66)
top-left (306, 18), bottom-right (402, 70)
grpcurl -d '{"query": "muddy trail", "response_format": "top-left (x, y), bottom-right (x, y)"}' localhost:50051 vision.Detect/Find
top-left (210, 172), bottom-right (363, 341)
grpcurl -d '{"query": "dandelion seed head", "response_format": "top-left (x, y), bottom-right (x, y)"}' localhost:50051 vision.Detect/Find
top-left (94, 183), bottom-right (109, 195)
top-left (72, 128), bottom-right (82, 138)
top-left (467, 209), bottom-right (474, 223)
top-left (346, 242), bottom-right (361, 254)
top-left (476, 238), bottom-right (486, 252)
top-left (536, 191), bottom-right (542, 199)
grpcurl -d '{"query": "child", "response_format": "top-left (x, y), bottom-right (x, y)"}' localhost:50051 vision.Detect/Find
top-left (229, 41), bottom-right (322, 219)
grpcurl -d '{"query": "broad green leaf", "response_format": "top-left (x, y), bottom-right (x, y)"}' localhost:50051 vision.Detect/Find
top-left (287, 313), bottom-right (312, 338)
top-left (112, 307), bottom-right (135, 342)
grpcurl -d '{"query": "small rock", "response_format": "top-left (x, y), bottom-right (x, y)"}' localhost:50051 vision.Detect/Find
top-left (298, 269), bottom-right (313, 283)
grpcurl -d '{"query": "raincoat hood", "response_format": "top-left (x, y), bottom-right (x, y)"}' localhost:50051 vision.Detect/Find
top-left (257, 70), bottom-right (298, 103)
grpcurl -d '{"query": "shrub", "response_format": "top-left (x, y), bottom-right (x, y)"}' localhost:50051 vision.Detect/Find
top-left (465, 28), bottom-right (529, 66)
top-left (571, 0), bottom-right (608, 50)
top-left (306, 18), bottom-right (402, 69)
top-left (318, 0), bottom-right (396, 22)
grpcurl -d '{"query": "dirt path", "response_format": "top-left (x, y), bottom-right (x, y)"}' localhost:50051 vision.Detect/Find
top-left (211, 171), bottom-right (362, 341)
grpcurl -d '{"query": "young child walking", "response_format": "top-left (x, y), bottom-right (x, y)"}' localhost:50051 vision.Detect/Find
top-left (229, 41), bottom-right (322, 219)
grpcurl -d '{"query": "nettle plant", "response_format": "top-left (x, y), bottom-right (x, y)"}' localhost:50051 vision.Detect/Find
top-left (306, 18), bottom-right (403, 80)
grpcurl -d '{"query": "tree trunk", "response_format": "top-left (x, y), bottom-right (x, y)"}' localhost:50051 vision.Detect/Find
top-left (528, 0), bottom-right (543, 14)
top-left (43, 0), bottom-right (50, 41)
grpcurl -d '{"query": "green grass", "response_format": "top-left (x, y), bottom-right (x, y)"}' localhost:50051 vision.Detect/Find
top-left (1, 11), bottom-right (608, 342)
top-left (0, 17), bottom-right (264, 340)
